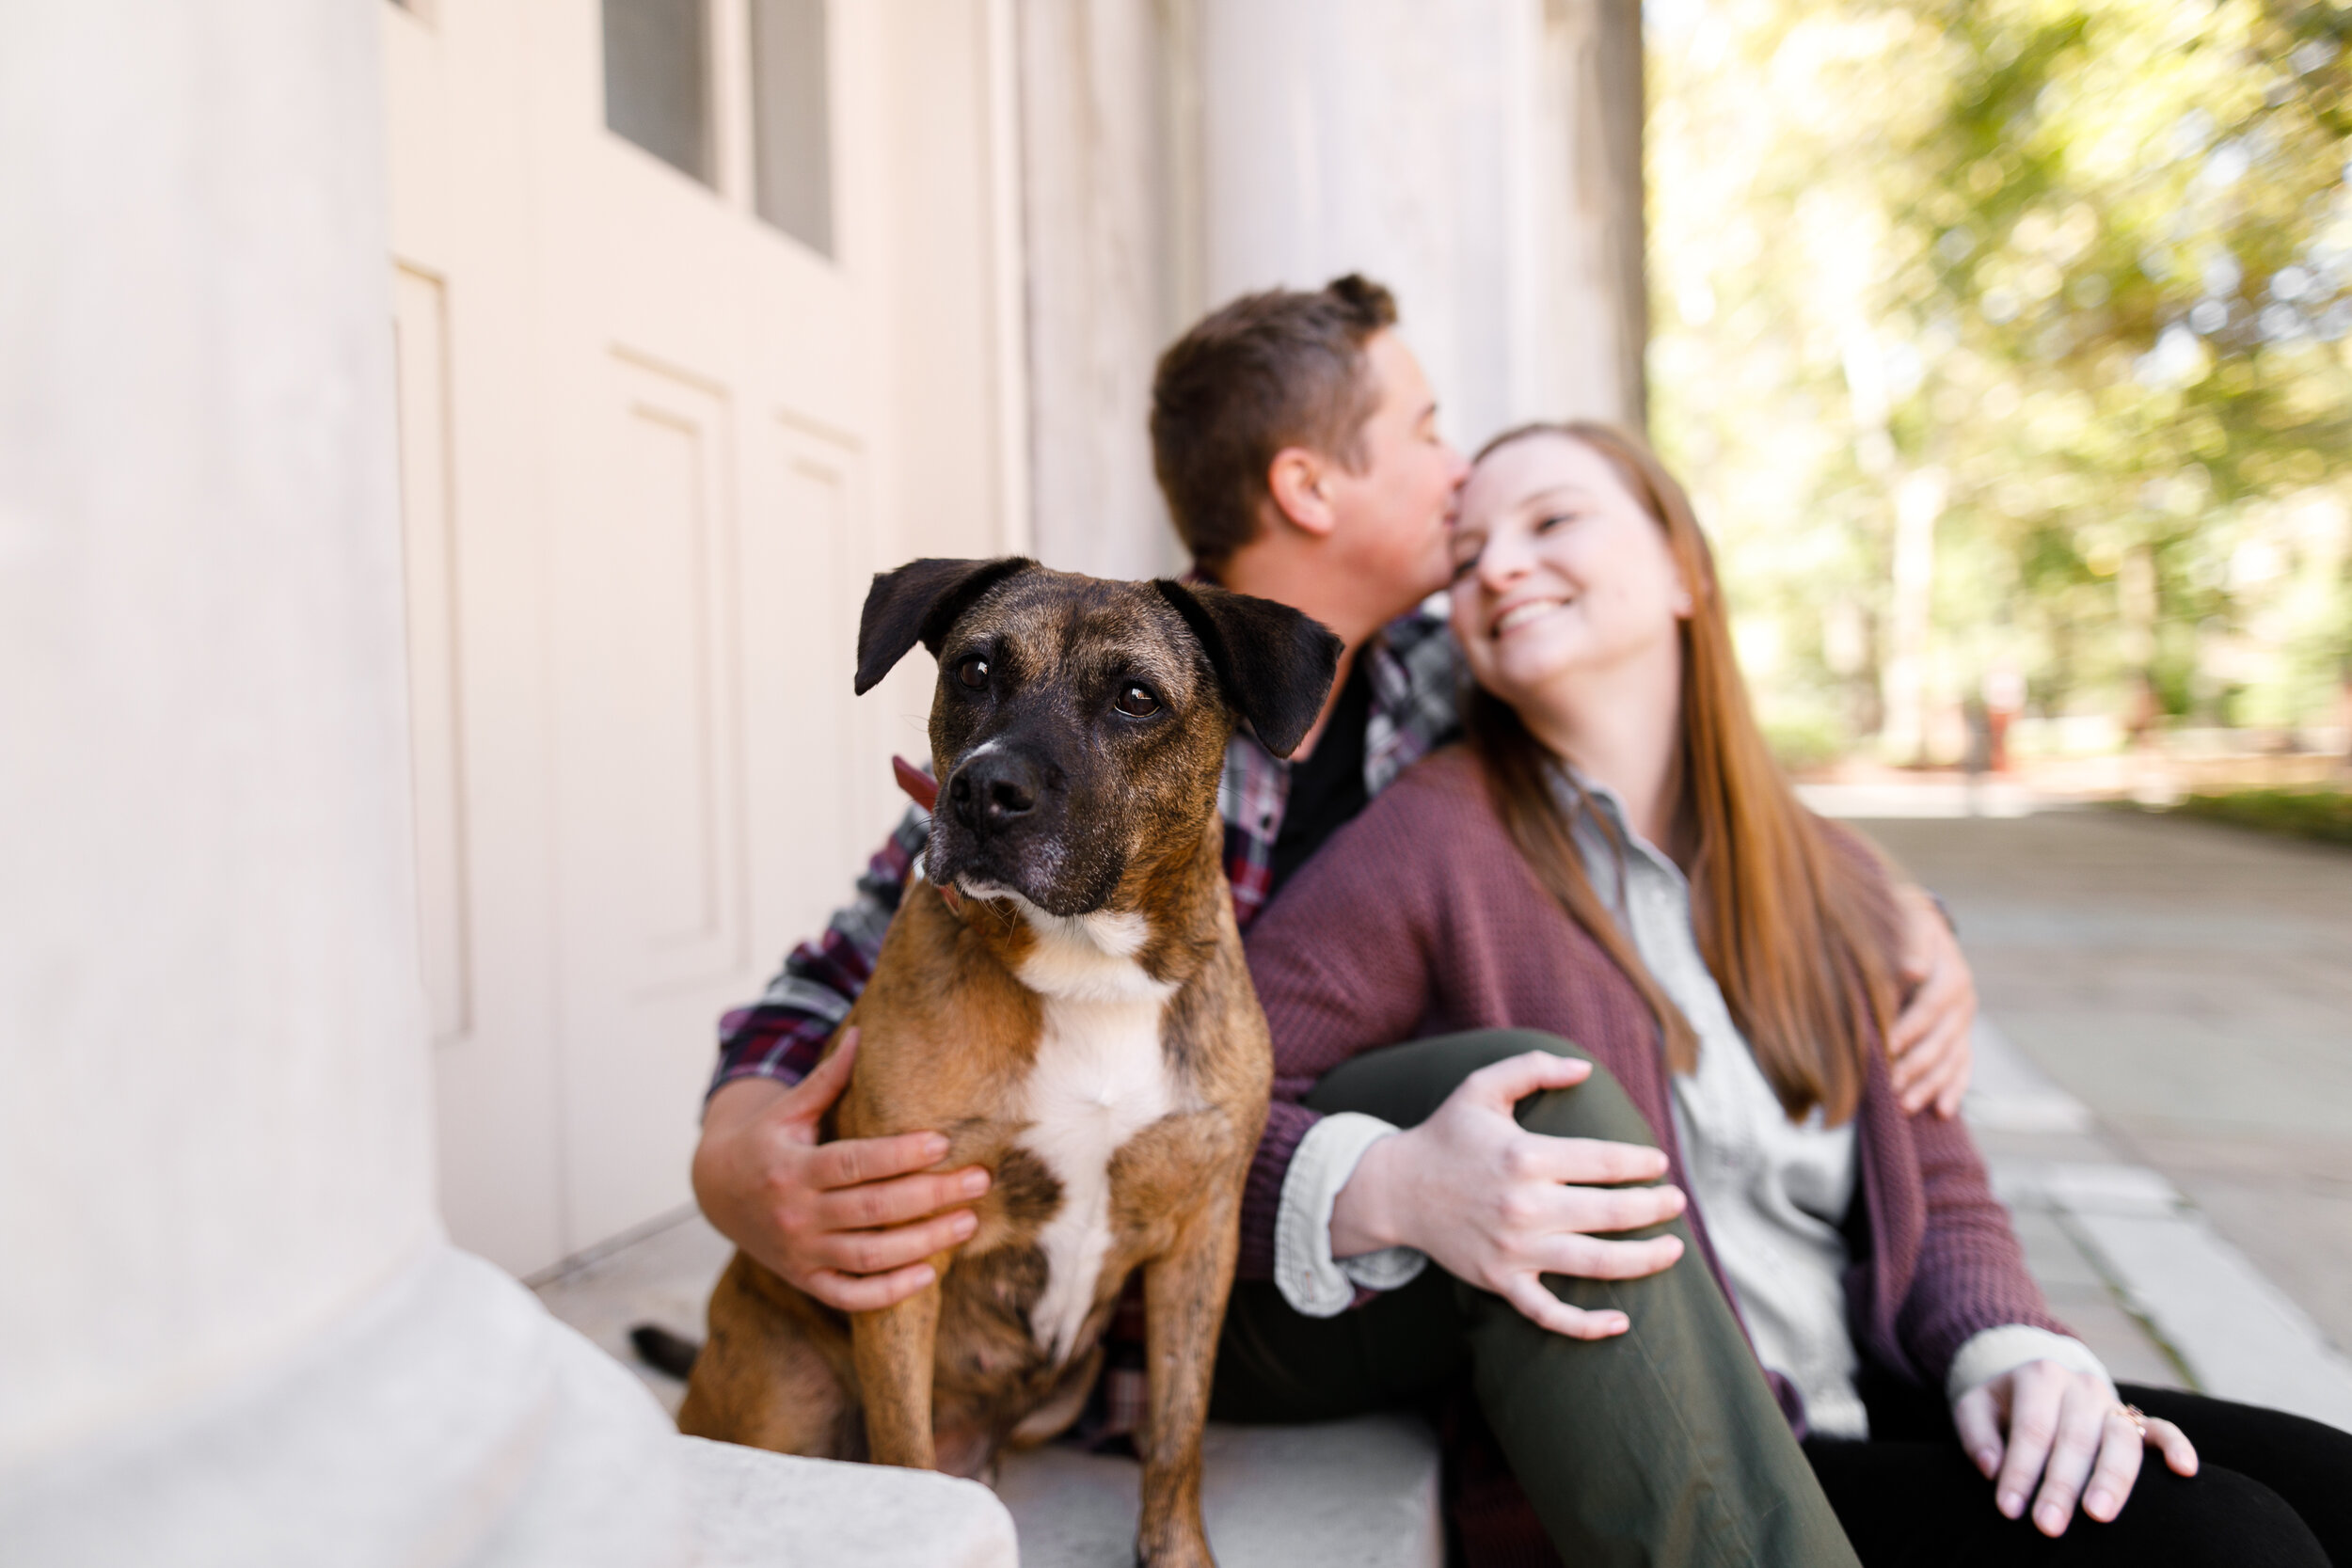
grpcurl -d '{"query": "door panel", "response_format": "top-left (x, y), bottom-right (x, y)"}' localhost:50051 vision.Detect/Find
top-left (741, 420), bottom-right (861, 971)
top-left (608, 357), bottom-right (746, 990)
top-left (553, 351), bottom-right (751, 1245)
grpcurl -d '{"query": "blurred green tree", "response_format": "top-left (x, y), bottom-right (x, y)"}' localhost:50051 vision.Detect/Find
top-left (1648, 0), bottom-right (2352, 764)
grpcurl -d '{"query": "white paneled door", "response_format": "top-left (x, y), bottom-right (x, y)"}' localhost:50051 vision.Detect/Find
top-left (383, 0), bottom-right (1025, 1275)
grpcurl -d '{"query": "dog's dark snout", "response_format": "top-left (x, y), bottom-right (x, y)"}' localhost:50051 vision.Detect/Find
top-left (952, 750), bottom-right (1043, 834)
top-left (980, 768), bottom-right (1036, 821)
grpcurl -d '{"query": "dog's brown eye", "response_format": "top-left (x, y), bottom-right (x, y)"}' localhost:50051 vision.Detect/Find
top-left (1114, 683), bottom-right (1160, 718)
top-left (955, 655), bottom-right (990, 690)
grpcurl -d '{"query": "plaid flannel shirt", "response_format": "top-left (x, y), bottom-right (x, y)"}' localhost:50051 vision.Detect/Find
top-left (711, 606), bottom-right (1463, 1094)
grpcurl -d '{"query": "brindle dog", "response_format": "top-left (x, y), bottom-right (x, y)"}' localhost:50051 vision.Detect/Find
top-left (680, 557), bottom-right (1340, 1568)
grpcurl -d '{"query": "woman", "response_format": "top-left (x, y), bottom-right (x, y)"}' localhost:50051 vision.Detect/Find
top-left (1224, 422), bottom-right (2349, 1565)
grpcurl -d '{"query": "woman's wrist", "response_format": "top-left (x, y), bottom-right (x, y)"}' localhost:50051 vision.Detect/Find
top-left (1329, 1129), bottom-right (1409, 1258)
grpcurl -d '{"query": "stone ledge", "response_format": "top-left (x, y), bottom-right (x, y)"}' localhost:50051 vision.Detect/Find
top-left (683, 1436), bottom-right (1018, 1568)
top-left (994, 1414), bottom-right (1442, 1568)
top-left (531, 1218), bottom-right (1440, 1564)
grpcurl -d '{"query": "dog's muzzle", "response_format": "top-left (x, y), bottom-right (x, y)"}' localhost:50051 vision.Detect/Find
top-left (950, 749), bottom-right (1044, 838)
top-left (931, 744), bottom-right (1117, 915)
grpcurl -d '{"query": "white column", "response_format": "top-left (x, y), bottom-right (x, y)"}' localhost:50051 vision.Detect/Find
top-left (0, 7), bottom-right (1011, 1563)
top-left (1015, 0), bottom-right (1190, 580)
top-left (1012, 0), bottom-right (1645, 573)
top-left (1196, 0), bottom-right (1645, 447)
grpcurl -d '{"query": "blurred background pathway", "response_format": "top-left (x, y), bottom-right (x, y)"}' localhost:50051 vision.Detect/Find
top-left (1850, 804), bottom-right (2352, 1430)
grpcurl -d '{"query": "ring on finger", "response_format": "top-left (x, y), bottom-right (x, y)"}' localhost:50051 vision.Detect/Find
top-left (2114, 1402), bottom-right (2147, 1438)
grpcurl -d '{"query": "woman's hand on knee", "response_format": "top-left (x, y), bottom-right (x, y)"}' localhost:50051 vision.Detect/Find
top-left (1333, 1050), bottom-right (1687, 1339)
top-left (1953, 1360), bottom-right (2199, 1537)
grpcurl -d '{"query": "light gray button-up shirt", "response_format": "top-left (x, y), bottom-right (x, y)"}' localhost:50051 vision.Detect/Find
top-left (1564, 771), bottom-right (1874, 1435)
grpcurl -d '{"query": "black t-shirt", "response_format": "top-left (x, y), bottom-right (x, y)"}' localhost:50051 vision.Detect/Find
top-left (1265, 654), bottom-right (1374, 899)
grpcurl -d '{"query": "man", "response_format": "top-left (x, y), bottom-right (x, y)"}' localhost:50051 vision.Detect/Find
top-left (692, 277), bottom-right (1977, 1561)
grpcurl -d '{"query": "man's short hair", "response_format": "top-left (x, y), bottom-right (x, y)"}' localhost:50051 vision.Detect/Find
top-left (1149, 274), bottom-right (1398, 566)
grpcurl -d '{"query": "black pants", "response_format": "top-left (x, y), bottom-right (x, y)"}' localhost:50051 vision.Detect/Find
top-left (1810, 1378), bottom-right (2352, 1566)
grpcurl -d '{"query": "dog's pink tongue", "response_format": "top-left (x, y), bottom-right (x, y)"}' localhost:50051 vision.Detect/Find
top-left (892, 754), bottom-right (939, 812)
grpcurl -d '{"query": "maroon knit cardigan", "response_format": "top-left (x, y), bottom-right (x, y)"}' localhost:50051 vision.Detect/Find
top-left (1236, 747), bottom-right (2068, 1418)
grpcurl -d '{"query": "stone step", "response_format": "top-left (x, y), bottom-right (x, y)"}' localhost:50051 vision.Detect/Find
top-left (684, 1435), bottom-right (1017, 1568)
top-left (994, 1415), bottom-right (1443, 1568)
top-left (533, 1218), bottom-right (1445, 1565)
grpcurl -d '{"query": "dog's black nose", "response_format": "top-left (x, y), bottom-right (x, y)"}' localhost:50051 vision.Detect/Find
top-left (951, 750), bottom-right (1041, 834)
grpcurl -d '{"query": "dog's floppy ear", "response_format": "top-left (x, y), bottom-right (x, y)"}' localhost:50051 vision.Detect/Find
top-left (1153, 579), bottom-right (1343, 758)
top-left (855, 557), bottom-right (1035, 695)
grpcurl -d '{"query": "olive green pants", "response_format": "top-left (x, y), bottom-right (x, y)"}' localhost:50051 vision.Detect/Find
top-left (1211, 1029), bottom-right (1859, 1568)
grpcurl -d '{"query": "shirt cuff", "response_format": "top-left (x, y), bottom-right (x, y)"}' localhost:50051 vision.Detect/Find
top-left (1272, 1112), bottom-right (1430, 1317)
top-left (1946, 1324), bottom-right (2114, 1408)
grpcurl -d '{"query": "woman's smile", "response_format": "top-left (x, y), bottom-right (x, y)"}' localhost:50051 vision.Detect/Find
top-left (1492, 596), bottom-right (1569, 637)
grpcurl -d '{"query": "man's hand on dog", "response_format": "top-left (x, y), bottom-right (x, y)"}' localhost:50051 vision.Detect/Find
top-left (692, 1028), bottom-right (992, 1312)
top-left (1888, 883), bottom-right (1977, 1119)
top-left (1329, 1051), bottom-right (1687, 1339)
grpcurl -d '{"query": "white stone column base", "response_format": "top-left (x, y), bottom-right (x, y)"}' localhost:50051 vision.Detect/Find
top-left (0, 1243), bottom-right (1016, 1568)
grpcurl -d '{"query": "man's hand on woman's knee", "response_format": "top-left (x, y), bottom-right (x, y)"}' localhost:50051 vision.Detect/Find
top-left (691, 1027), bottom-right (992, 1313)
top-left (1328, 1050), bottom-right (1686, 1339)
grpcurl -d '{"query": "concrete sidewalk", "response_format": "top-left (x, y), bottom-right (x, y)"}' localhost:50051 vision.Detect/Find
top-left (1856, 805), bottom-right (2352, 1431)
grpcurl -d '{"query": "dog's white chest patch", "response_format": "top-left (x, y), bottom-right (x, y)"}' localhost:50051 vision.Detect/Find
top-left (1010, 906), bottom-right (1179, 1365)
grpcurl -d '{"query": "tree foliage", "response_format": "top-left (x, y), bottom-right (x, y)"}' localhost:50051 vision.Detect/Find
top-left (1648, 0), bottom-right (2352, 757)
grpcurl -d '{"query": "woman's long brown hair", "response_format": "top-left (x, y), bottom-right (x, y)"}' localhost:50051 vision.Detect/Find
top-left (1465, 421), bottom-right (1902, 1125)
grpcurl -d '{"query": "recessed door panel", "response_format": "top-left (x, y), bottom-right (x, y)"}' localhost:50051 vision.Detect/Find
top-left (609, 358), bottom-right (746, 992)
top-left (741, 417), bottom-right (862, 971)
